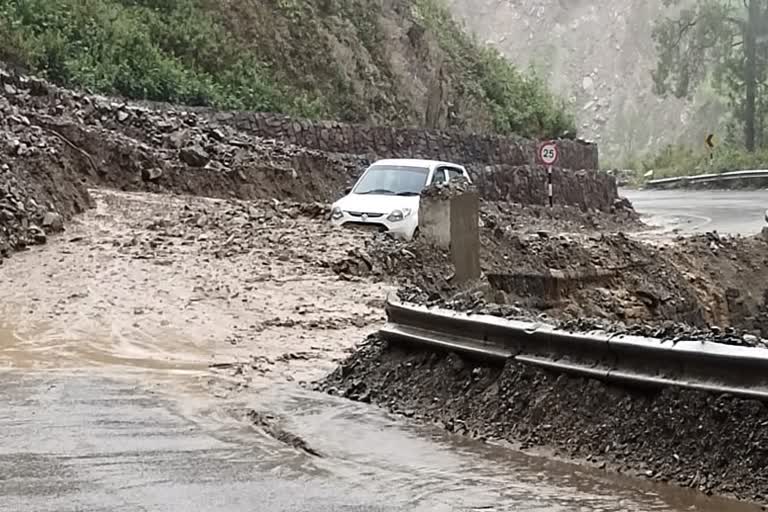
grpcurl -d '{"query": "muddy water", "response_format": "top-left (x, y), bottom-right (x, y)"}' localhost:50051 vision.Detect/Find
top-left (0, 319), bottom-right (759, 512)
top-left (249, 386), bottom-right (764, 512)
top-left (0, 189), bottom-right (762, 511)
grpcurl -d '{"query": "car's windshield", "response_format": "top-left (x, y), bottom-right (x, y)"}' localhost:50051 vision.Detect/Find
top-left (352, 165), bottom-right (430, 196)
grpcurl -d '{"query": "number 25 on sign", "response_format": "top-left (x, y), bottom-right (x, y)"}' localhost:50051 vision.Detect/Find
top-left (537, 141), bottom-right (559, 165)
top-left (537, 141), bottom-right (558, 208)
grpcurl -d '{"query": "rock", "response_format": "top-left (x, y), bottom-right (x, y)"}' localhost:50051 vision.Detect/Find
top-left (141, 167), bottom-right (163, 182)
top-left (743, 334), bottom-right (759, 346)
top-left (210, 128), bottom-right (226, 141)
top-left (41, 211), bottom-right (64, 232)
top-left (179, 145), bottom-right (210, 167)
top-left (28, 225), bottom-right (47, 244)
top-left (247, 410), bottom-right (321, 457)
top-left (0, 209), bottom-right (15, 222)
top-left (116, 110), bottom-right (130, 123)
top-left (167, 130), bottom-right (191, 149)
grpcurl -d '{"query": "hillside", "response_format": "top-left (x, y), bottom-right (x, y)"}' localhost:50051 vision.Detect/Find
top-left (0, 0), bottom-right (574, 140)
top-left (444, 0), bottom-right (727, 162)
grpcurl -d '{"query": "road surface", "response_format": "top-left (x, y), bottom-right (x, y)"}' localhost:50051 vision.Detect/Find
top-left (621, 188), bottom-right (768, 235)
top-left (0, 370), bottom-right (760, 512)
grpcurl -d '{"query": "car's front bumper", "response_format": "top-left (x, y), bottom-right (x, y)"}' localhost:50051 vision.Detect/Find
top-left (330, 212), bottom-right (418, 240)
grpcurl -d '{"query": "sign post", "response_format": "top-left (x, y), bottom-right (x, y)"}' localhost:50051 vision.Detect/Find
top-left (706, 133), bottom-right (715, 163)
top-left (537, 141), bottom-right (559, 207)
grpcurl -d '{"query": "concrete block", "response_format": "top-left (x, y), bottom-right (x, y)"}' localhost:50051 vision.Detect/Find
top-left (450, 191), bottom-right (480, 282)
top-left (418, 189), bottom-right (480, 282)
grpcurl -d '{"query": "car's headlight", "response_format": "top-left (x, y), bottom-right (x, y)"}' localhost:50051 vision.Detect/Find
top-left (387, 208), bottom-right (412, 222)
top-left (331, 206), bottom-right (344, 220)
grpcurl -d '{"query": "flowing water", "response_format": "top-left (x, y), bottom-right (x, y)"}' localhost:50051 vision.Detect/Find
top-left (0, 323), bottom-right (760, 512)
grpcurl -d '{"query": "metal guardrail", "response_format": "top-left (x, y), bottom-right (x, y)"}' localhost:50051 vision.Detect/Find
top-left (647, 169), bottom-right (768, 188)
top-left (381, 296), bottom-right (768, 400)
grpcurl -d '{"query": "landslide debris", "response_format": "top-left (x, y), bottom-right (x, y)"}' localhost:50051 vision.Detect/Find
top-left (0, 65), bottom-right (368, 263)
top-left (0, 77), bottom-right (92, 259)
top-left (317, 337), bottom-right (768, 504)
top-left (107, 192), bottom-right (355, 270)
top-left (317, 200), bottom-right (768, 505)
top-left (1, 67), bottom-right (367, 203)
top-left (335, 223), bottom-right (768, 338)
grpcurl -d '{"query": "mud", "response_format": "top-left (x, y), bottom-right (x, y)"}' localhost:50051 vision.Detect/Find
top-left (339, 226), bottom-right (768, 339)
top-left (0, 189), bottom-right (390, 385)
top-left (318, 336), bottom-right (768, 505)
top-left (316, 212), bottom-right (768, 506)
top-left (332, 199), bottom-right (645, 288)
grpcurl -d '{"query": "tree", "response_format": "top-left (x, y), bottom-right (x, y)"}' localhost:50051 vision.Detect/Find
top-left (652, 0), bottom-right (768, 151)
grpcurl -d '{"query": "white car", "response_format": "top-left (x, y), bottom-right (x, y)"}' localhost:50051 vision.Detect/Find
top-left (330, 158), bottom-right (471, 240)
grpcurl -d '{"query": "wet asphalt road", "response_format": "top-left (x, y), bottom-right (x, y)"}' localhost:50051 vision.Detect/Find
top-left (0, 370), bottom-right (762, 512)
top-left (0, 372), bottom-right (393, 512)
top-left (621, 188), bottom-right (768, 235)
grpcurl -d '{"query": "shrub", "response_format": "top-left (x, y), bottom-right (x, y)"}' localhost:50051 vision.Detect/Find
top-left (0, 0), bottom-right (315, 114)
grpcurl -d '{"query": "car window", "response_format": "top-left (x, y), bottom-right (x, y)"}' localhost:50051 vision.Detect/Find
top-left (430, 169), bottom-right (447, 185)
top-left (352, 165), bottom-right (429, 196)
top-left (445, 167), bottom-right (465, 181)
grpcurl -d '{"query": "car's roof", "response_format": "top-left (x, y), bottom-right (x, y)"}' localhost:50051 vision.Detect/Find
top-left (371, 158), bottom-right (464, 169)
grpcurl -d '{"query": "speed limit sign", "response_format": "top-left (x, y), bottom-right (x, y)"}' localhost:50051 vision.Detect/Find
top-left (537, 141), bottom-right (559, 166)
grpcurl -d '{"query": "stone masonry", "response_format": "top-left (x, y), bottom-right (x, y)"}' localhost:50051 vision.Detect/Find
top-left (213, 112), bottom-right (598, 170)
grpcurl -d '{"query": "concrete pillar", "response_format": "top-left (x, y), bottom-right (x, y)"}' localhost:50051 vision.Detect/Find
top-left (419, 189), bottom-right (480, 283)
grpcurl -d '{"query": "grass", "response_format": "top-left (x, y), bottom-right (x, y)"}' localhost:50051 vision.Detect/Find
top-left (612, 144), bottom-right (768, 185)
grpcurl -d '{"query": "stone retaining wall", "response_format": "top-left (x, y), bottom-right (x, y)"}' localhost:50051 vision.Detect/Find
top-left (213, 112), bottom-right (598, 170)
top-left (470, 165), bottom-right (618, 211)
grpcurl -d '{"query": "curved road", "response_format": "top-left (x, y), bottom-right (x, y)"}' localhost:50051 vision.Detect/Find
top-left (621, 188), bottom-right (768, 235)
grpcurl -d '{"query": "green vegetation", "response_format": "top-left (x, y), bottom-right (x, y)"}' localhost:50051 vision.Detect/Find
top-left (613, 144), bottom-right (768, 184)
top-left (624, 0), bottom-right (768, 182)
top-left (0, 0), bottom-right (325, 115)
top-left (0, 0), bottom-right (575, 139)
top-left (653, 0), bottom-right (768, 152)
